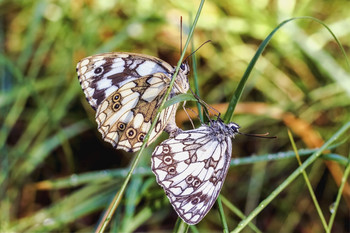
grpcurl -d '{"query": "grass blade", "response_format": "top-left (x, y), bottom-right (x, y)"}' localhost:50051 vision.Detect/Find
top-left (96, 1), bottom-right (205, 231)
top-left (231, 121), bottom-right (350, 233)
top-left (287, 129), bottom-right (328, 230)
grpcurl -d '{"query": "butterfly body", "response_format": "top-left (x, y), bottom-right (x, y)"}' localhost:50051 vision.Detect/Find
top-left (77, 52), bottom-right (189, 152)
top-left (151, 119), bottom-right (240, 224)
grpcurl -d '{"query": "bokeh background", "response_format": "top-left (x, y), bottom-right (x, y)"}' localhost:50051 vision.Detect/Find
top-left (1, 0), bottom-right (350, 232)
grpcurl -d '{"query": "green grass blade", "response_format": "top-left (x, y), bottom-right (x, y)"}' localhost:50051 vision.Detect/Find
top-left (96, 1), bottom-right (205, 232)
top-left (191, 39), bottom-right (203, 121)
top-left (162, 93), bottom-right (197, 110)
top-left (230, 146), bottom-right (348, 167)
top-left (173, 219), bottom-right (189, 233)
top-left (326, 151), bottom-right (350, 232)
top-left (223, 18), bottom-right (297, 123)
top-left (287, 129), bottom-right (328, 230)
top-left (217, 196), bottom-right (229, 233)
top-left (223, 16), bottom-right (350, 123)
top-left (17, 2), bottom-right (46, 70)
top-left (34, 144), bottom-right (346, 191)
top-left (231, 121), bottom-right (350, 233)
top-left (220, 195), bottom-right (262, 233)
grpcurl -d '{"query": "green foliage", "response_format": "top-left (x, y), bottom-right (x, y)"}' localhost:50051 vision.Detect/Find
top-left (1, 0), bottom-right (350, 232)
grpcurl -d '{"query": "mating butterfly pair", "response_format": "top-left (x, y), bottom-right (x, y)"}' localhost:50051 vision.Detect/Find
top-left (76, 52), bottom-right (240, 225)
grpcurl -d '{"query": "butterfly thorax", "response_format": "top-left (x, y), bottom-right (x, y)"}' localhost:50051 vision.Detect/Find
top-left (171, 62), bottom-right (190, 94)
top-left (210, 120), bottom-right (240, 138)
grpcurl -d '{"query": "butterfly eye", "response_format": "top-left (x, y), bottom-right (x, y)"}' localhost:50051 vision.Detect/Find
top-left (94, 67), bottom-right (103, 75)
top-left (229, 123), bottom-right (240, 130)
top-left (117, 122), bottom-right (126, 131)
top-left (231, 125), bottom-right (239, 132)
top-left (180, 63), bottom-right (190, 74)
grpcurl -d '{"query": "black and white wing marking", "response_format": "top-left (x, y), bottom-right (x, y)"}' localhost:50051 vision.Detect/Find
top-left (95, 73), bottom-right (180, 152)
top-left (151, 120), bottom-right (240, 225)
top-left (76, 52), bottom-right (176, 110)
top-left (77, 52), bottom-right (190, 152)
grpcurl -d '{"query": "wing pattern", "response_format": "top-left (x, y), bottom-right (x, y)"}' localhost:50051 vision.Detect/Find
top-left (96, 73), bottom-right (179, 152)
top-left (152, 120), bottom-right (240, 224)
top-left (76, 52), bottom-right (189, 152)
top-left (76, 52), bottom-right (175, 110)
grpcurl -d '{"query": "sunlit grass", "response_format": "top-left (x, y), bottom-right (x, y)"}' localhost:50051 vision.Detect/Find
top-left (1, 0), bottom-right (350, 232)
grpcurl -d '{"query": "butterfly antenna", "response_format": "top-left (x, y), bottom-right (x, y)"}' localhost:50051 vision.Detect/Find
top-left (239, 132), bottom-right (277, 139)
top-left (186, 107), bottom-right (204, 126)
top-left (183, 40), bottom-right (212, 64)
top-left (182, 101), bottom-right (196, 129)
top-left (189, 86), bottom-right (220, 118)
top-left (180, 16), bottom-right (183, 55)
top-left (188, 87), bottom-right (210, 123)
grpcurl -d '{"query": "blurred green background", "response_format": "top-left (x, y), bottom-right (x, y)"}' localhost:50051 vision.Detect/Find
top-left (1, 0), bottom-right (350, 232)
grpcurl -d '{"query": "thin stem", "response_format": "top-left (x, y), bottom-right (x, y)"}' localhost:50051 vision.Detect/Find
top-left (231, 121), bottom-right (350, 233)
top-left (327, 149), bottom-right (350, 232)
top-left (96, 0), bottom-right (206, 232)
top-left (287, 130), bottom-right (328, 230)
top-left (223, 16), bottom-right (350, 123)
top-left (173, 219), bottom-right (189, 233)
top-left (221, 195), bottom-right (262, 233)
top-left (217, 196), bottom-right (229, 233)
top-left (191, 38), bottom-right (203, 121)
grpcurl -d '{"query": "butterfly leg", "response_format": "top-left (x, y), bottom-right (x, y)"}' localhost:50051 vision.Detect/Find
top-left (181, 100), bottom-right (196, 129)
top-left (164, 103), bottom-right (182, 138)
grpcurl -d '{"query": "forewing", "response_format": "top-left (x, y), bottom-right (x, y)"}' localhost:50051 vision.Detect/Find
top-left (96, 73), bottom-right (179, 152)
top-left (76, 52), bottom-right (174, 110)
top-left (151, 126), bottom-right (233, 225)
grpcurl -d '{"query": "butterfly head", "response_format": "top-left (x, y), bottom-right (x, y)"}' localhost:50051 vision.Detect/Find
top-left (226, 122), bottom-right (240, 137)
top-left (228, 122), bottom-right (240, 131)
top-left (180, 62), bottom-right (190, 76)
top-left (173, 62), bottom-right (190, 93)
top-left (211, 120), bottom-right (240, 137)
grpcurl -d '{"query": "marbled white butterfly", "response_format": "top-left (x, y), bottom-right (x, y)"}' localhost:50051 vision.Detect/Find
top-left (76, 52), bottom-right (189, 152)
top-left (151, 118), bottom-right (240, 225)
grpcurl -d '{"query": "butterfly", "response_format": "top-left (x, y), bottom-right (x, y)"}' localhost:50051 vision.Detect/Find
top-left (76, 52), bottom-right (189, 152)
top-left (151, 118), bottom-right (240, 225)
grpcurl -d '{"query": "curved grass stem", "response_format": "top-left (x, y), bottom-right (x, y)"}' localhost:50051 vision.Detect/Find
top-left (95, 1), bottom-right (205, 232)
top-left (231, 121), bottom-right (350, 233)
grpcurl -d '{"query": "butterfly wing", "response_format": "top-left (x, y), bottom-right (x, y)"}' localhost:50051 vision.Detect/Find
top-left (77, 52), bottom-right (190, 152)
top-left (77, 52), bottom-right (175, 110)
top-left (96, 73), bottom-right (179, 152)
top-left (151, 125), bottom-right (233, 225)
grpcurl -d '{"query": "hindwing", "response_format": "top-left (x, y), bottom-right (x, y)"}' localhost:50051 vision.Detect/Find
top-left (96, 73), bottom-right (179, 152)
top-left (151, 124), bottom-right (234, 225)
